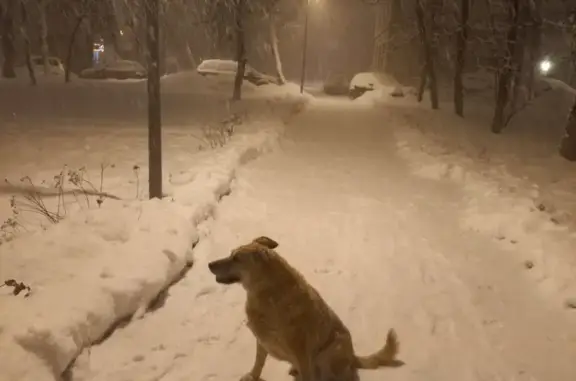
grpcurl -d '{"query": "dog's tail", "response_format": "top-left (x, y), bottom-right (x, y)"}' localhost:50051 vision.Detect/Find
top-left (353, 328), bottom-right (404, 369)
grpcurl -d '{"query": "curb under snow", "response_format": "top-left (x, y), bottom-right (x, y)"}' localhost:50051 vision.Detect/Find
top-left (0, 126), bottom-right (282, 381)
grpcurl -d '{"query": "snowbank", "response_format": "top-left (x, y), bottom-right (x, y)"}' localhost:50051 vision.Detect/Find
top-left (395, 124), bottom-right (576, 308)
top-left (0, 126), bottom-right (282, 381)
top-left (160, 71), bottom-right (312, 103)
top-left (0, 68), bottom-right (77, 85)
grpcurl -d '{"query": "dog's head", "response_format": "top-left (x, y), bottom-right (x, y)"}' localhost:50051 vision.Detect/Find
top-left (208, 236), bottom-right (279, 286)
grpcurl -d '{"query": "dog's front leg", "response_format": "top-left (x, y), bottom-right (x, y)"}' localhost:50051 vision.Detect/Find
top-left (240, 341), bottom-right (268, 381)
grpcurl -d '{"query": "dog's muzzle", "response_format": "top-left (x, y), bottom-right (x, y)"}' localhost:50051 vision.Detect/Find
top-left (208, 258), bottom-right (241, 284)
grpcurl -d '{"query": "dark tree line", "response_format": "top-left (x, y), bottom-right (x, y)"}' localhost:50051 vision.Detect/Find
top-left (0, 0), bottom-right (306, 199)
top-left (368, 0), bottom-right (576, 161)
top-left (0, 0), bottom-right (302, 91)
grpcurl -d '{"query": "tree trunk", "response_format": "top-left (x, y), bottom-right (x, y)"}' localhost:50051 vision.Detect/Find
top-left (482, 0), bottom-right (500, 100)
top-left (104, 0), bottom-right (121, 61)
top-left (526, 0), bottom-right (542, 99)
top-left (82, 17), bottom-right (94, 69)
top-left (559, 8), bottom-right (576, 160)
top-left (184, 43), bottom-right (197, 69)
top-left (417, 64), bottom-right (427, 102)
top-left (269, 12), bottom-right (286, 85)
top-left (454, 0), bottom-right (470, 117)
top-left (166, 2), bottom-right (196, 70)
top-left (559, 100), bottom-right (576, 161)
top-left (567, 7), bottom-right (576, 87)
top-left (65, 15), bottom-right (86, 83)
top-left (491, 0), bottom-right (520, 134)
top-left (20, 0), bottom-right (36, 85)
top-left (232, 0), bottom-right (246, 101)
top-left (166, 27), bottom-right (196, 70)
top-left (38, 0), bottom-right (50, 75)
top-left (145, 0), bottom-right (163, 199)
top-left (510, 3), bottom-right (529, 111)
top-left (1, 0), bottom-right (17, 78)
top-left (299, 1), bottom-right (309, 94)
top-left (126, 4), bottom-right (145, 62)
top-left (158, 0), bottom-right (168, 74)
top-left (415, 0), bottom-right (439, 109)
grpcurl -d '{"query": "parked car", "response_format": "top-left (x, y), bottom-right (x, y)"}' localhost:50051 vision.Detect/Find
top-left (30, 55), bottom-right (65, 75)
top-left (196, 59), bottom-right (277, 86)
top-left (80, 60), bottom-right (147, 80)
top-left (348, 72), bottom-right (380, 100)
top-left (323, 73), bottom-right (351, 96)
top-left (348, 72), bottom-right (404, 100)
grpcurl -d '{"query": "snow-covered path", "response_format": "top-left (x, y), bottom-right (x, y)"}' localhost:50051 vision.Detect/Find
top-left (72, 100), bottom-right (576, 381)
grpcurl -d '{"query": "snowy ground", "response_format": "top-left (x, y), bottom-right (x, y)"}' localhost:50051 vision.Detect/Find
top-left (65, 99), bottom-right (576, 381)
top-left (380, 74), bottom-right (576, 306)
top-left (2, 71), bottom-right (576, 381)
top-left (0, 72), bottom-right (304, 225)
top-left (0, 73), bottom-right (306, 380)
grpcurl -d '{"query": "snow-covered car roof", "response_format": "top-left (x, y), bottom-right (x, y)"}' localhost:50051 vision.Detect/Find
top-left (197, 59), bottom-right (258, 74)
top-left (350, 72), bottom-right (381, 90)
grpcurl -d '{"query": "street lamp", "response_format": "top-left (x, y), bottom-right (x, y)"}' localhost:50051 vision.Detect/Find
top-left (299, 0), bottom-right (319, 94)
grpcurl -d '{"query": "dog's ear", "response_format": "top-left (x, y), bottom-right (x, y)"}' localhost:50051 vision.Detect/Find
top-left (252, 236), bottom-right (279, 249)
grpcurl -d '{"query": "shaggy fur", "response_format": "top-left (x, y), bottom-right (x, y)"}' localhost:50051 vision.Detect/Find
top-left (208, 236), bottom-right (404, 381)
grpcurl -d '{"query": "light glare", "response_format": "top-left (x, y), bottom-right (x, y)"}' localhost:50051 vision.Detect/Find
top-left (539, 59), bottom-right (552, 74)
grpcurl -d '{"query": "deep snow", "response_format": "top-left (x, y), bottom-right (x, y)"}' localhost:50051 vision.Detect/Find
top-left (0, 73), bottom-right (306, 381)
top-left (2, 69), bottom-right (576, 381)
top-left (0, 125), bottom-right (284, 381)
top-left (68, 101), bottom-right (576, 381)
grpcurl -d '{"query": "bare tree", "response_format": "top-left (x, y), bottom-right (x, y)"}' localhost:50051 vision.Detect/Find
top-left (65, 1), bottom-right (90, 83)
top-left (162, 0), bottom-right (197, 70)
top-left (559, 99), bottom-right (576, 161)
top-left (559, 8), bottom-right (576, 160)
top-left (491, 0), bottom-right (521, 134)
top-left (415, 0), bottom-right (439, 109)
top-left (509, 1), bottom-right (529, 111)
top-left (20, 0), bottom-right (36, 85)
top-left (268, 10), bottom-right (286, 84)
top-left (146, 0), bottom-right (163, 199)
top-left (258, 0), bottom-right (296, 85)
top-left (525, 0), bottom-right (542, 98)
top-left (454, 0), bottom-right (470, 116)
top-left (37, 0), bottom-right (51, 75)
top-left (232, 0), bottom-right (247, 101)
top-left (103, 0), bottom-right (121, 61)
top-left (1, 0), bottom-right (17, 78)
top-left (565, 5), bottom-right (576, 87)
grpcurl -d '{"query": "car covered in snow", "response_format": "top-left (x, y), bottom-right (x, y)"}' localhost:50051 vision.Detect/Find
top-left (323, 73), bottom-right (351, 96)
top-left (30, 55), bottom-right (65, 75)
top-left (349, 72), bottom-right (404, 100)
top-left (80, 59), bottom-right (147, 80)
top-left (196, 59), bottom-right (278, 86)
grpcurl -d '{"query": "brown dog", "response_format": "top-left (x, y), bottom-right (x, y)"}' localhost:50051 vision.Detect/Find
top-left (208, 236), bottom-right (404, 381)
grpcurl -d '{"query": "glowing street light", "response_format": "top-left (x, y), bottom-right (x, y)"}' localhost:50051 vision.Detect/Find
top-left (539, 58), bottom-right (552, 75)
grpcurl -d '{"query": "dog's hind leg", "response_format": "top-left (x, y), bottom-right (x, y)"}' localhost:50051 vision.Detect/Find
top-left (240, 342), bottom-right (268, 381)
